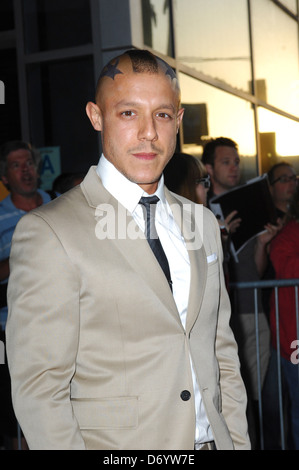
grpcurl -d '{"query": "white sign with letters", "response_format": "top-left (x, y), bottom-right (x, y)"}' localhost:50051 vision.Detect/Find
top-left (39, 147), bottom-right (61, 191)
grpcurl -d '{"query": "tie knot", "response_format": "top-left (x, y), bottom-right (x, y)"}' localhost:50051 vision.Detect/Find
top-left (139, 195), bottom-right (160, 208)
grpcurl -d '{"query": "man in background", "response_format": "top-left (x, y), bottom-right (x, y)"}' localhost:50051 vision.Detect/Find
top-left (202, 137), bottom-right (280, 448)
top-left (0, 140), bottom-right (52, 449)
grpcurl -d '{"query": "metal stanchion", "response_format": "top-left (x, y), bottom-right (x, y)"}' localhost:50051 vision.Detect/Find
top-left (274, 287), bottom-right (285, 450)
top-left (230, 278), bottom-right (299, 450)
top-left (254, 287), bottom-right (264, 450)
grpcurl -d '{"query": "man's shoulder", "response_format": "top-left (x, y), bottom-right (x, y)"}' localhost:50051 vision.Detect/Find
top-left (0, 194), bottom-right (13, 212)
top-left (26, 184), bottom-right (85, 224)
top-left (0, 195), bottom-right (21, 223)
top-left (168, 191), bottom-right (216, 221)
top-left (13, 186), bottom-right (84, 239)
top-left (0, 189), bottom-right (52, 216)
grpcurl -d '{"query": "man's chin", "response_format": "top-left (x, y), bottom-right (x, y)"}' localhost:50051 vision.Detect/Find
top-left (125, 171), bottom-right (161, 186)
top-left (20, 187), bottom-right (38, 196)
top-left (227, 180), bottom-right (239, 189)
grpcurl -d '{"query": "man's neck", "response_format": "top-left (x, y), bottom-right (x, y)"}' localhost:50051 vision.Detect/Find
top-left (212, 183), bottom-right (228, 196)
top-left (11, 191), bottom-right (42, 212)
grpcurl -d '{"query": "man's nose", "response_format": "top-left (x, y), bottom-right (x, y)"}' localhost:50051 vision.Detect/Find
top-left (137, 116), bottom-right (158, 141)
top-left (21, 162), bottom-right (31, 173)
top-left (230, 163), bottom-right (240, 172)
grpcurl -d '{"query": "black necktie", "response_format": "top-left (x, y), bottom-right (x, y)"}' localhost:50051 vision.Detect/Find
top-left (139, 196), bottom-right (173, 291)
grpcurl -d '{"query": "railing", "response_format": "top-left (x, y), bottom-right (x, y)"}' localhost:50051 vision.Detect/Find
top-left (230, 278), bottom-right (299, 450)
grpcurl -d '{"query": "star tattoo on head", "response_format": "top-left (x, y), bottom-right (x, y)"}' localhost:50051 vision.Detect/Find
top-left (156, 57), bottom-right (179, 91)
top-left (99, 58), bottom-right (123, 80)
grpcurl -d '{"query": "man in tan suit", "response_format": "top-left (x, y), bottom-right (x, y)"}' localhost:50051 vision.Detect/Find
top-left (6, 50), bottom-right (250, 450)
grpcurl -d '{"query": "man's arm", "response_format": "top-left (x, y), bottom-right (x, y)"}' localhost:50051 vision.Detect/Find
top-left (6, 212), bottom-right (85, 449)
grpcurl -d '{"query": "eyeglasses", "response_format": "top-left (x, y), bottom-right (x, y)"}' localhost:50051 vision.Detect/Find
top-left (195, 175), bottom-right (211, 189)
top-left (271, 175), bottom-right (298, 185)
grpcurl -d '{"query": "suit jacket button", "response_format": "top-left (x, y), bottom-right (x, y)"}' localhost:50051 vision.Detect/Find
top-left (180, 390), bottom-right (191, 401)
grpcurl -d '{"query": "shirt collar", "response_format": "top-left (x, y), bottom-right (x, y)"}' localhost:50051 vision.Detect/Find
top-left (96, 154), bottom-right (168, 215)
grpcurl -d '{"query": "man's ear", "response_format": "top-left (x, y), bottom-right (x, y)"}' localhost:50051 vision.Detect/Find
top-left (205, 163), bottom-right (214, 178)
top-left (1, 176), bottom-right (8, 187)
top-left (86, 102), bottom-right (102, 131)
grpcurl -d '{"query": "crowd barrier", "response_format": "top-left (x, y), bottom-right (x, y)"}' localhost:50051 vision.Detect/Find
top-left (230, 278), bottom-right (299, 450)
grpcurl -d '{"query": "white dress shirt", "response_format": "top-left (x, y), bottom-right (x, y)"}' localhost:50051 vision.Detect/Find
top-left (96, 154), bottom-right (213, 445)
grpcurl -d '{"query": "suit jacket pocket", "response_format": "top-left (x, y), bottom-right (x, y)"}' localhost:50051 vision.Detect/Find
top-left (71, 396), bottom-right (138, 430)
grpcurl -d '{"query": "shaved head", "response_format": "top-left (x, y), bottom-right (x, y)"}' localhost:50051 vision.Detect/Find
top-left (95, 49), bottom-right (180, 106)
top-left (86, 49), bottom-right (184, 194)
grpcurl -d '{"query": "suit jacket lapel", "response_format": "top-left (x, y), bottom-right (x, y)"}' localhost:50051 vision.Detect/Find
top-left (81, 167), bottom-right (179, 320)
top-left (165, 189), bottom-right (207, 333)
top-left (81, 168), bottom-right (207, 330)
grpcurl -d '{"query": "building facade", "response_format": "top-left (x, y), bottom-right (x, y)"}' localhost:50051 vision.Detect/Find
top-left (1, 0), bottom-right (299, 184)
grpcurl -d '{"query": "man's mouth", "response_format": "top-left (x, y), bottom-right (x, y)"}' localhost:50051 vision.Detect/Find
top-left (22, 176), bottom-right (34, 184)
top-left (132, 152), bottom-right (157, 160)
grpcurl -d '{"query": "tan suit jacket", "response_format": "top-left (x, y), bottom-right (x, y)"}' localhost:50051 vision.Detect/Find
top-left (6, 166), bottom-right (250, 450)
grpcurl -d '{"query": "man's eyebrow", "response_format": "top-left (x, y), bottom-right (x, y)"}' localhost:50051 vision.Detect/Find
top-left (115, 101), bottom-right (176, 112)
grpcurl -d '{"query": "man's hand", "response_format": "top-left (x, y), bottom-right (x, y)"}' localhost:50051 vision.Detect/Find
top-left (225, 210), bottom-right (242, 234)
top-left (258, 218), bottom-right (284, 247)
top-left (217, 210), bottom-right (242, 237)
